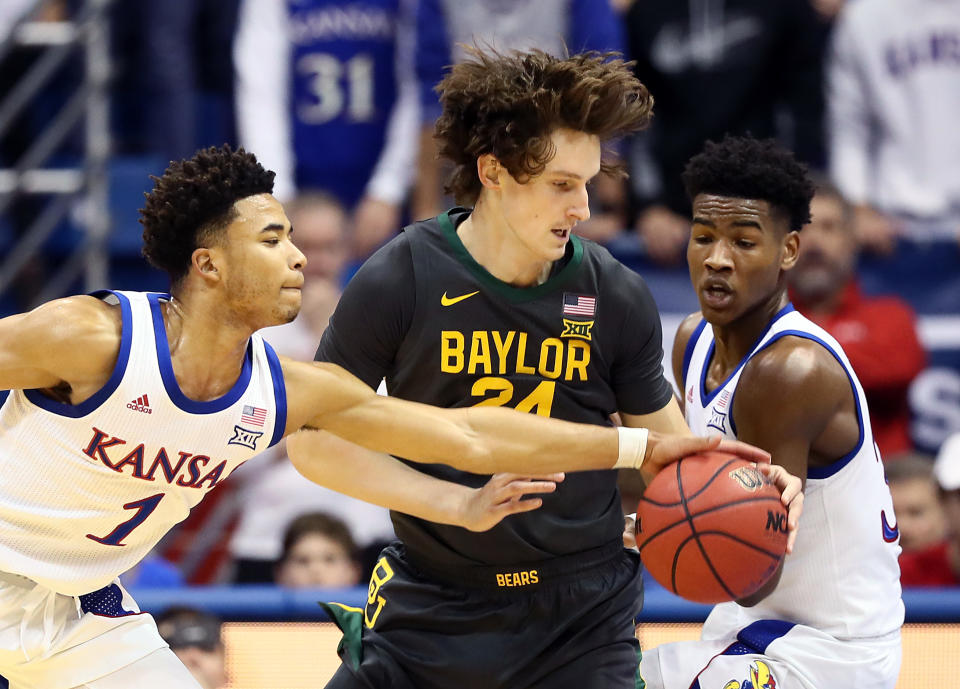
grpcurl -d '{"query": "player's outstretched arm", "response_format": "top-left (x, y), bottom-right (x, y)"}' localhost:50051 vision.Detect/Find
top-left (281, 359), bottom-right (767, 475)
top-left (286, 429), bottom-right (563, 531)
top-left (0, 296), bottom-right (120, 394)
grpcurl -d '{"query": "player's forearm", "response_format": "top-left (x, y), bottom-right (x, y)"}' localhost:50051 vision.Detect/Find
top-left (285, 430), bottom-right (472, 527)
top-left (454, 406), bottom-right (636, 474)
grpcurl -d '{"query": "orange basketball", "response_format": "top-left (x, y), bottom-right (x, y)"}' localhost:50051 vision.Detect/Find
top-left (636, 451), bottom-right (788, 604)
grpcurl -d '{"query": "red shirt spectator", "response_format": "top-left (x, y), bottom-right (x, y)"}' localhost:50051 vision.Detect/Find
top-left (899, 541), bottom-right (959, 587)
top-left (789, 180), bottom-right (926, 457)
top-left (793, 280), bottom-right (926, 456)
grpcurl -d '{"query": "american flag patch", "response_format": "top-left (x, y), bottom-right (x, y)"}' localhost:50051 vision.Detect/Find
top-left (563, 293), bottom-right (597, 316)
top-left (241, 405), bottom-right (267, 427)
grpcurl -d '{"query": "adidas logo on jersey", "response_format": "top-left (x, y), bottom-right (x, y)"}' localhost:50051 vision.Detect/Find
top-left (127, 394), bottom-right (152, 414)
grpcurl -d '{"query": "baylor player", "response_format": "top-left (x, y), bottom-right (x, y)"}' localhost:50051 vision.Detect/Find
top-left (290, 50), bottom-right (803, 689)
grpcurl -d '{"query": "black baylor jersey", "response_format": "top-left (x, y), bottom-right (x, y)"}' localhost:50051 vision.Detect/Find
top-left (316, 208), bottom-right (673, 568)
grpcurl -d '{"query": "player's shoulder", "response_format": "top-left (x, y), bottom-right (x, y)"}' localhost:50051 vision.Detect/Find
top-left (742, 334), bottom-right (848, 400)
top-left (578, 239), bottom-right (651, 296)
top-left (28, 294), bottom-right (122, 342)
top-left (348, 227), bottom-right (415, 288)
top-left (674, 312), bottom-right (705, 351)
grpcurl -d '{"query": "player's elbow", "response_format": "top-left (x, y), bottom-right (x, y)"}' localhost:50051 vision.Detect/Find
top-left (285, 431), bottom-right (310, 471)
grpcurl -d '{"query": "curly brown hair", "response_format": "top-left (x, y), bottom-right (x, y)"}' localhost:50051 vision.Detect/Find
top-left (139, 144), bottom-right (275, 287)
top-left (434, 48), bottom-right (654, 205)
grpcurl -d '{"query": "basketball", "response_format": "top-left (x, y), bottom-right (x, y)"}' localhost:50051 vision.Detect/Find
top-left (636, 451), bottom-right (788, 604)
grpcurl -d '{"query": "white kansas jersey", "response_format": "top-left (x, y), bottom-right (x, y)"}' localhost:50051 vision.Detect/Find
top-left (0, 291), bottom-right (286, 596)
top-left (680, 304), bottom-right (903, 640)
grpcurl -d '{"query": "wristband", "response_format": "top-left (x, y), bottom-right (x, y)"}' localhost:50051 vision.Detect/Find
top-left (613, 427), bottom-right (648, 470)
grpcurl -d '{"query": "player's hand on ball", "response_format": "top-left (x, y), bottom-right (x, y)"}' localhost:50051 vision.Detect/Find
top-left (756, 463), bottom-right (804, 554)
top-left (459, 473), bottom-right (565, 532)
top-left (622, 514), bottom-right (637, 550)
top-left (640, 433), bottom-right (771, 485)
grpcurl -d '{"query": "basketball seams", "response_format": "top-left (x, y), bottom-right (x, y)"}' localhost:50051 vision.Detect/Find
top-left (636, 496), bottom-right (784, 549)
top-left (672, 459), bottom-right (737, 601)
top-left (681, 530), bottom-right (786, 562)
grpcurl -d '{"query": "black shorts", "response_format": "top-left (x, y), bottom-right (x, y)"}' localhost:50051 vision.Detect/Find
top-left (321, 540), bottom-right (644, 689)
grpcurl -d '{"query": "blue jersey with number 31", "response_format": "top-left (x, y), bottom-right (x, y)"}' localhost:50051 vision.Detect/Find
top-left (288, 0), bottom-right (401, 207)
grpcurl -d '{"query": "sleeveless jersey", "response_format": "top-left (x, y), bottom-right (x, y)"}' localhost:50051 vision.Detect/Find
top-left (289, 0), bottom-right (401, 207)
top-left (317, 208), bottom-right (674, 568)
top-left (680, 304), bottom-right (904, 639)
top-left (0, 291), bottom-right (286, 596)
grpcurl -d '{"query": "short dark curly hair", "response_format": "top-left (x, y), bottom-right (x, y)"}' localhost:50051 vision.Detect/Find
top-left (434, 48), bottom-right (654, 205)
top-left (139, 144), bottom-right (275, 286)
top-left (682, 135), bottom-right (814, 231)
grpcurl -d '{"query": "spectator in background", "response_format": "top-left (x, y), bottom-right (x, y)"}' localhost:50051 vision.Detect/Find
top-left (156, 607), bottom-right (229, 689)
top-left (899, 433), bottom-right (960, 586)
top-left (625, 0), bottom-right (828, 263)
top-left (827, 0), bottom-right (960, 253)
top-left (142, 0), bottom-right (241, 160)
top-left (885, 452), bottom-right (947, 553)
top-left (789, 179), bottom-right (926, 457)
top-left (275, 512), bottom-right (363, 589)
top-left (234, 0), bottom-right (419, 261)
top-left (228, 193), bottom-right (394, 583)
top-left (411, 0), bottom-right (628, 244)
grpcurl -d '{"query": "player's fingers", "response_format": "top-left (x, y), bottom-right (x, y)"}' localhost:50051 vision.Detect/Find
top-left (489, 472), bottom-right (565, 484)
top-left (714, 437), bottom-right (771, 464)
top-left (756, 464), bottom-right (802, 502)
top-left (496, 497), bottom-right (544, 516)
top-left (501, 479), bottom-right (559, 499)
top-left (784, 491), bottom-right (804, 554)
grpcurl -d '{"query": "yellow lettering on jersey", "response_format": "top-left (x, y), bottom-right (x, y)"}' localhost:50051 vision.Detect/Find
top-left (468, 331), bottom-right (493, 375)
top-left (515, 333), bottom-right (536, 375)
top-left (495, 569), bottom-right (540, 587)
top-left (565, 340), bottom-right (590, 382)
top-left (441, 331), bottom-right (465, 373)
top-left (538, 338), bottom-right (564, 379)
top-left (471, 376), bottom-right (513, 407)
top-left (490, 331), bottom-right (515, 375)
top-left (561, 319), bottom-right (594, 341)
top-left (514, 380), bottom-right (555, 417)
top-left (441, 330), bottom-right (590, 382)
top-left (364, 557), bottom-right (394, 629)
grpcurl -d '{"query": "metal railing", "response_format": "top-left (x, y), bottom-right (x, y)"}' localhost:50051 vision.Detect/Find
top-left (0, 0), bottom-right (112, 306)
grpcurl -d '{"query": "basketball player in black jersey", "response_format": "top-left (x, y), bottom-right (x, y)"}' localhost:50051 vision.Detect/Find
top-left (290, 50), bottom-right (803, 689)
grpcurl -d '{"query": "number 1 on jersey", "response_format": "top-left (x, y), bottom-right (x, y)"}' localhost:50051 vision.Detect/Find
top-left (87, 493), bottom-right (165, 546)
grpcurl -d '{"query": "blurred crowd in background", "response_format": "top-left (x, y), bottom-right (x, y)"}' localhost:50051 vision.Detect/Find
top-left (1, 0), bottom-right (959, 647)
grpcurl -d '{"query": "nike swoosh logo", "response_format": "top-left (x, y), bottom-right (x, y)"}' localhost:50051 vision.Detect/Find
top-left (441, 290), bottom-right (479, 306)
top-left (881, 510), bottom-right (899, 543)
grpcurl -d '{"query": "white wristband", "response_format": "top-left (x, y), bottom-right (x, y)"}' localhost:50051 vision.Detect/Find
top-left (613, 427), bottom-right (649, 470)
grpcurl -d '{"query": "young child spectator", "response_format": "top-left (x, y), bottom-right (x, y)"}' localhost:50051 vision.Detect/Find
top-left (899, 434), bottom-right (960, 586)
top-left (789, 179), bottom-right (926, 457)
top-left (885, 452), bottom-right (947, 553)
top-left (275, 512), bottom-right (363, 589)
top-left (155, 607), bottom-right (228, 689)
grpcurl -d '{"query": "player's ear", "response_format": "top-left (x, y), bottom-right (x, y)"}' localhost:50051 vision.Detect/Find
top-left (781, 230), bottom-right (800, 270)
top-left (477, 154), bottom-right (502, 190)
top-left (192, 247), bottom-right (221, 284)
